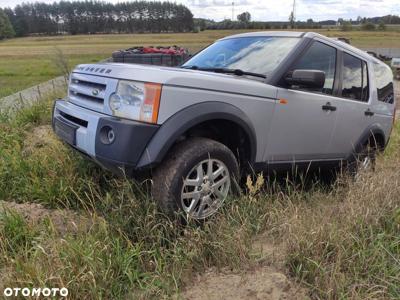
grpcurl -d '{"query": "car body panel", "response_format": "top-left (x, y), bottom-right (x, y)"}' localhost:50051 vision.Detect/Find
top-left (265, 88), bottom-right (338, 162)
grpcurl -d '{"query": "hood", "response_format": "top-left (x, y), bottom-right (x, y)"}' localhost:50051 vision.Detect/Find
top-left (73, 63), bottom-right (274, 99)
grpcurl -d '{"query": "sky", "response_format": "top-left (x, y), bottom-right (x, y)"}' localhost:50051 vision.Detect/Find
top-left (0, 0), bottom-right (399, 22)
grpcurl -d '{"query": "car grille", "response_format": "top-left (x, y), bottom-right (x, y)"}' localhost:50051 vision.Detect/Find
top-left (68, 73), bottom-right (118, 114)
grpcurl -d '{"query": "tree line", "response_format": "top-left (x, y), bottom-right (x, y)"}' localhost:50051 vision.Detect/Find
top-left (194, 15), bottom-right (322, 32)
top-left (194, 13), bottom-right (400, 32)
top-left (2, 1), bottom-right (194, 37)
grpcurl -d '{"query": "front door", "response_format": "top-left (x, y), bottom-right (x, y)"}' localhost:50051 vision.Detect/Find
top-left (265, 40), bottom-right (339, 162)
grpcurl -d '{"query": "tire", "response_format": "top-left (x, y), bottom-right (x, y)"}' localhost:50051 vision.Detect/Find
top-left (348, 140), bottom-right (377, 178)
top-left (152, 137), bottom-right (240, 220)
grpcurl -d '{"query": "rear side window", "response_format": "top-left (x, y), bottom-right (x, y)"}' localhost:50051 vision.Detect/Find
top-left (341, 53), bottom-right (369, 102)
top-left (292, 41), bottom-right (336, 94)
top-left (373, 63), bottom-right (394, 103)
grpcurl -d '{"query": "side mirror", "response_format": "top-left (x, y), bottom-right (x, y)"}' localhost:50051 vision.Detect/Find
top-left (285, 69), bottom-right (326, 89)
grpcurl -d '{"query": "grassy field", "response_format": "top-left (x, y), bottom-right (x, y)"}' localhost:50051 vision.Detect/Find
top-left (0, 94), bottom-right (399, 299)
top-left (1, 29), bottom-right (400, 98)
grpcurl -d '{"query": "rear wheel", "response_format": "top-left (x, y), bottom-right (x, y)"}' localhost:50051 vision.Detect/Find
top-left (152, 137), bottom-right (239, 220)
top-left (348, 140), bottom-right (377, 179)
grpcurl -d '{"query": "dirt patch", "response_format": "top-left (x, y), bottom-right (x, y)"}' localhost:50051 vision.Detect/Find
top-left (181, 266), bottom-right (308, 300)
top-left (22, 125), bottom-right (60, 156)
top-left (181, 236), bottom-right (308, 300)
top-left (0, 200), bottom-right (95, 235)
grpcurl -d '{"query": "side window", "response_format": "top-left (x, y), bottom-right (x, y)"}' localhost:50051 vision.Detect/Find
top-left (373, 63), bottom-right (394, 104)
top-left (291, 41), bottom-right (336, 94)
top-left (342, 53), bottom-right (369, 101)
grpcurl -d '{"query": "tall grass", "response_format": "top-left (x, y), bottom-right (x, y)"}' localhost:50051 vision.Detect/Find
top-left (0, 97), bottom-right (399, 299)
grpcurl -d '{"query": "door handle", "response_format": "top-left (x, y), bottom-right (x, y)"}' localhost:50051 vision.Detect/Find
top-left (365, 109), bottom-right (374, 116)
top-left (322, 102), bottom-right (337, 112)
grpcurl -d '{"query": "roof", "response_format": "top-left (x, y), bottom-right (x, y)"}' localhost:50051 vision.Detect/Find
top-left (219, 31), bottom-right (305, 40)
top-left (219, 31), bottom-right (385, 65)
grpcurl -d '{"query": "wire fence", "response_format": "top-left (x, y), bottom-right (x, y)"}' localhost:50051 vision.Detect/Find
top-left (0, 75), bottom-right (68, 115)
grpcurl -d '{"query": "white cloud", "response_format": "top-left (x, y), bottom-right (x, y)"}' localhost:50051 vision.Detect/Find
top-left (0, 0), bottom-right (399, 21)
top-left (180, 0), bottom-right (400, 21)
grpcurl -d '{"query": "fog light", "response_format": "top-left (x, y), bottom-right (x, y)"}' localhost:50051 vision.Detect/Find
top-left (107, 129), bottom-right (115, 143)
top-left (100, 126), bottom-right (115, 145)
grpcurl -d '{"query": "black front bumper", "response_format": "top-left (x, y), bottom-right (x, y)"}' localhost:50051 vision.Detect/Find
top-left (94, 117), bottom-right (159, 173)
top-left (52, 100), bottom-right (159, 175)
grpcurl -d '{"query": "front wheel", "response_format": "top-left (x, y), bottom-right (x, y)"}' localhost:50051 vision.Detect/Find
top-left (152, 137), bottom-right (239, 220)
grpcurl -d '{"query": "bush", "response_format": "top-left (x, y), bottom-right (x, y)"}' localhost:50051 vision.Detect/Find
top-left (341, 21), bottom-right (353, 31)
top-left (361, 22), bottom-right (376, 31)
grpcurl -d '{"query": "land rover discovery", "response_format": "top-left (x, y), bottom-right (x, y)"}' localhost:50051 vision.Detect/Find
top-left (52, 31), bottom-right (396, 220)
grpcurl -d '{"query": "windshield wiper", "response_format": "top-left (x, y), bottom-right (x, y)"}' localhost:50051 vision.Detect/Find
top-left (181, 66), bottom-right (267, 79)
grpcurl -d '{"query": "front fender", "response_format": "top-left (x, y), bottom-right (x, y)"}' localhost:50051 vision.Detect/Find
top-left (136, 101), bottom-right (257, 169)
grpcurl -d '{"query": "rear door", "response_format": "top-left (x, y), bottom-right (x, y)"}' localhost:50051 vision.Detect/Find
top-left (329, 52), bottom-right (371, 157)
top-left (264, 40), bottom-right (339, 162)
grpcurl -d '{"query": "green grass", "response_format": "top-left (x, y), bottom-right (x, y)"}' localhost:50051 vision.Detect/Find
top-left (0, 54), bottom-right (104, 98)
top-left (1, 29), bottom-right (400, 98)
top-left (0, 96), bottom-right (400, 299)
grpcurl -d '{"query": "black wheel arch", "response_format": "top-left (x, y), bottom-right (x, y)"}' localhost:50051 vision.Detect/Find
top-left (353, 123), bottom-right (386, 155)
top-left (136, 101), bottom-right (257, 169)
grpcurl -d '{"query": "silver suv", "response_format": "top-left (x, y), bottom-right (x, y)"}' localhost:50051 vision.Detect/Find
top-left (52, 32), bottom-right (396, 220)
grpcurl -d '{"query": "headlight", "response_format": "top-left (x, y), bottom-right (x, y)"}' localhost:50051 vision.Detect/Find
top-left (109, 80), bottom-right (161, 124)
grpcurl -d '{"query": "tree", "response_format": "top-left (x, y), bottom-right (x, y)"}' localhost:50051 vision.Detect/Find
top-left (289, 11), bottom-right (295, 29)
top-left (378, 20), bottom-right (386, 30)
top-left (341, 21), bottom-right (353, 31)
top-left (0, 8), bottom-right (15, 39)
top-left (237, 11), bottom-right (251, 23)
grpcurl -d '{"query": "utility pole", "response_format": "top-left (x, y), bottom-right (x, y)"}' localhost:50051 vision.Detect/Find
top-left (232, 2), bottom-right (234, 21)
top-left (292, 0), bottom-right (296, 21)
top-left (289, 0), bottom-right (296, 28)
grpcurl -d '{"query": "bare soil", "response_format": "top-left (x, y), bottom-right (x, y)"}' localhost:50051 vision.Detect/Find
top-left (0, 200), bottom-right (95, 235)
top-left (22, 124), bottom-right (59, 156)
top-left (181, 237), bottom-right (309, 300)
top-left (181, 266), bottom-right (308, 300)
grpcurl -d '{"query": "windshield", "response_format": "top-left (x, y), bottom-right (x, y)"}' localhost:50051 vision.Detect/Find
top-left (183, 37), bottom-right (300, 76)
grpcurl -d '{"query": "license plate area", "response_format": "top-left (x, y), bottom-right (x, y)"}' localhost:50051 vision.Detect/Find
top-left (54, 116), bottom-right (79, 146)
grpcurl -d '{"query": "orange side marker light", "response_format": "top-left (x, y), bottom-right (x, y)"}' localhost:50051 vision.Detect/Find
top-left (279, 99), bottom-right (288, 104)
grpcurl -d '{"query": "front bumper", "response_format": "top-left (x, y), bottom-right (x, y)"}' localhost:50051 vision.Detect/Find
top-left (52, 99), bottom-right (159, 173)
